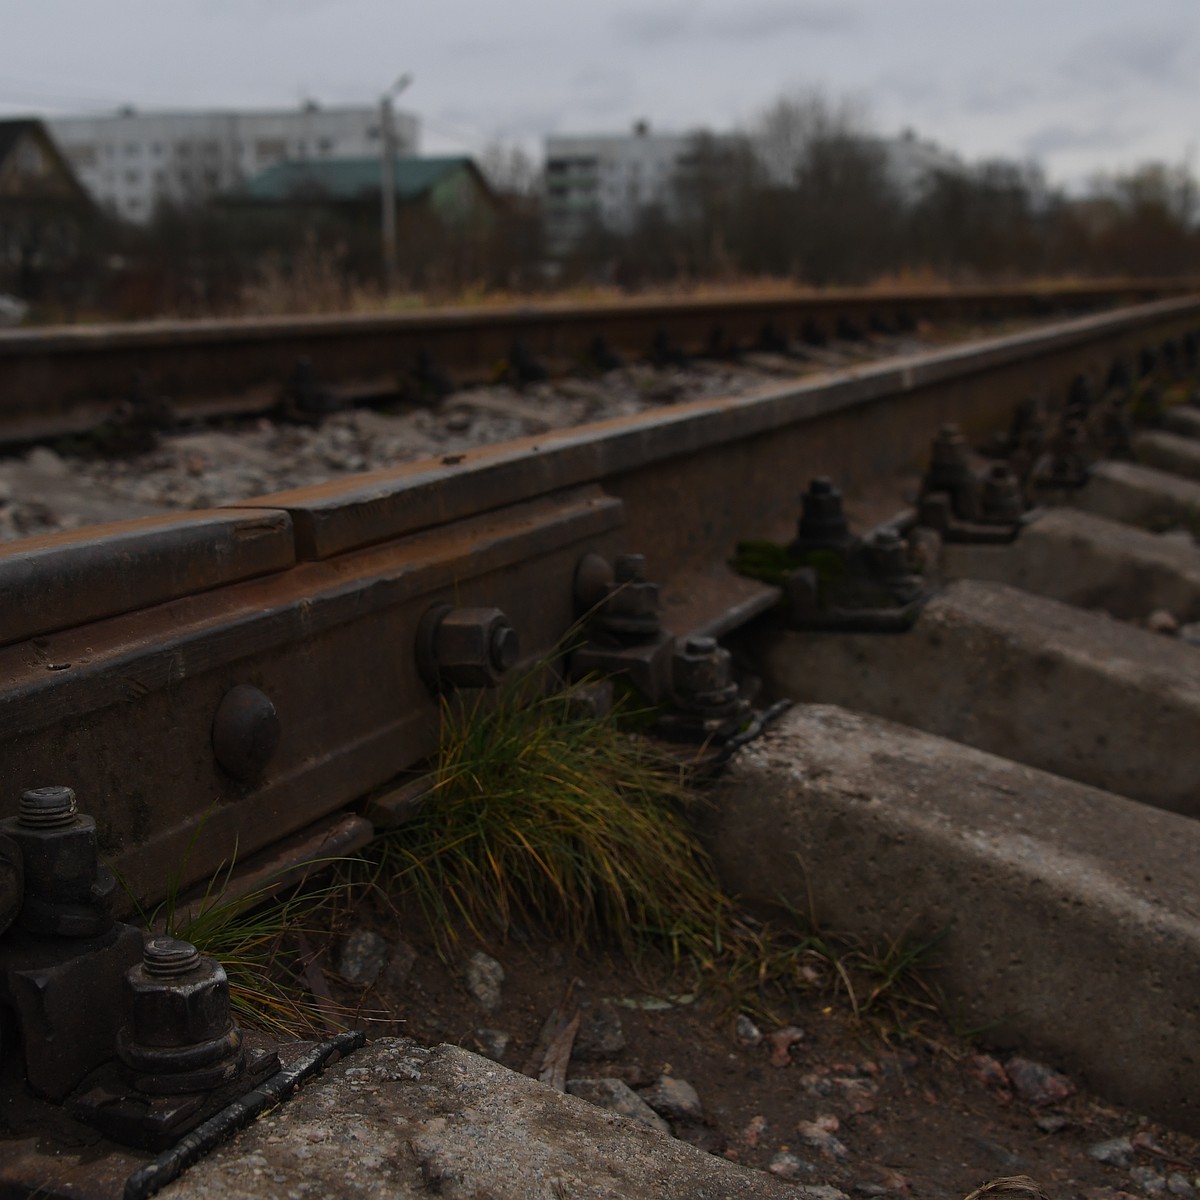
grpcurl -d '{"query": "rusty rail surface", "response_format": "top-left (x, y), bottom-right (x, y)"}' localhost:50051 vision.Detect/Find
top-left (0, 278), bottom-right (1195, 444)
top-left (2, 292), bottom-right (1199, 907)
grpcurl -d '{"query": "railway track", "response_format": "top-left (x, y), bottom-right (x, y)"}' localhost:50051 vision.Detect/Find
top-left (3, 286), bottom-right (1200, 1196)
top-left (0, 278), bottom-right (1195, 446)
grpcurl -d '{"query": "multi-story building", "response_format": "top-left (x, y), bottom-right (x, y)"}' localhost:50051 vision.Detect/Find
top-left (544, 122), bottom-right (969, 256)
top-left (543, 122), bottom-right (694, 256)
top-left (46, 104), bottom-right (419, 223)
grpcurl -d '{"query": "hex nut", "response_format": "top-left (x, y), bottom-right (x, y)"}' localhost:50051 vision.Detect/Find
top-left (671, 637), bottom-right (736, 706)
top-left (117, 937), bottom-right (242, 1094)
top-left (0, 788), bottom-right (114, 939)
top-left (0, 833), bottom-right (22, 941)
top-left (418, 606), bottom-right (520, 691)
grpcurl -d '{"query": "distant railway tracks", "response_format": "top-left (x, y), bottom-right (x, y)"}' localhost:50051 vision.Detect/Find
top-left (0, 278), bottom-right (1195, 445)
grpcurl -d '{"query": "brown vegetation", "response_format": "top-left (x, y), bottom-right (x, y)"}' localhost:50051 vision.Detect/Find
top-left (16, 90), bottom-right (1200, 322)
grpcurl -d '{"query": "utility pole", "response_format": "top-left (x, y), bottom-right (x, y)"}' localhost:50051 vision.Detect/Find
top-left (380, 73), bottom-right (412, 295)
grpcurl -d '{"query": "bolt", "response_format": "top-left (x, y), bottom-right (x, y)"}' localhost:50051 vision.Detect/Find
top-left (19, 785), bottom-right (77, 828)
top-left (0, 787), bottom-right (114, 939)
top-left (922, 425), bottom-right (980, 519)
top-left (596, 554), bottom-right (662, 638)
top-left (489, 623), bottom-right (519, 673)
top-left (417, 606), bottom-right (520, 691)
top-left (1066, 374), bottom-right (1094, 418)
top-left (143, 936), bottom-right (201, 978)
top-left (790, 477), bottom-right (852, 554)
top-left (979, 463), bottom-right (1025, 524)
top-left (927, 425), bottom-right (973, 481)
top-left (1107, 357), bottom-right (1131, 393)
top-left (614, 554), bottom-right (646, 584)
top-left (671, 636), bottom-right (737, 709)
top-left (117, 939), bottom-right (243, 1095)
top-left (212, 685), bottom-right (281, 782)
top-left (1184, 330), bottom-right (1199, 372)
top-left (1163, 338), bottom-right (1182, 378)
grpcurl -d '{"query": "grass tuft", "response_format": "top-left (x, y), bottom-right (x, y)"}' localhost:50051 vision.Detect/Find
top-left (376, 673), bottom-right (730, 965)
top-left (169, 874), bottom-right (357, 1040)
top-left (372, 669), bottom-right (950, 1038)
top-left (123, 823), bottom-right (360, 1040)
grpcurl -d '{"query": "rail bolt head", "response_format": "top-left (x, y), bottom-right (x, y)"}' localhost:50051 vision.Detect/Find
top-left (18, 785), bottom-right (78, 828)
top-left (793, 477), bottom-right (851, 551)
top-left (212, 685), bottom-right (281, 782)
top-left (613, 554), bottom-right (647, 584)
top-left (419, 606), bottom-right (520, 690)
top-left (574, 553), bottom-right (614, 613)
top-left (929, 425), bottom-right (971, 468)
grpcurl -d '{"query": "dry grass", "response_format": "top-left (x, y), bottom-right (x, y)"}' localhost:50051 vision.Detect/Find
top-left (369, 669), bottom-right (946, 1036)
top-left (127, 831), bottom-right (360, 1039)
top-left (374, 674), bottom-right (729, 967)
top-left (125, 670), bottom-right (948, 1039)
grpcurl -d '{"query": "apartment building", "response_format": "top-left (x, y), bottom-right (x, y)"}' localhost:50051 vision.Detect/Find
top-left (47, 104), bottom-right (419, 223)
top-left (543, 122), bottom-right (695, 255)
top-left (544, 121), bottom-right (968, 256)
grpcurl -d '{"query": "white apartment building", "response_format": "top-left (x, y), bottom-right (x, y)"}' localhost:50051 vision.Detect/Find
top-left (47, 104), bottom-right (419, 223)
top-left (544, 122), bottom-right (694, 255)
top-left (544, 122), bottom-right (969, 256)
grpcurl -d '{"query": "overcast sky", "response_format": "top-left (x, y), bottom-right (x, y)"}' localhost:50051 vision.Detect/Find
top-left (1, 0), bottom-right (1196, 186)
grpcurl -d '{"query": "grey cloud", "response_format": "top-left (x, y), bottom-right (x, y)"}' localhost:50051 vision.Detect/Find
top-left (959, 75), bottom-right (1050, 117)
top-left (613, 1), bottom-right (853, 46)
top-left (613, 3), bottom-right (700, 45)
top-left (1062, 25), bottom-right (1197, 89)
top-left (1022, 123), bottom-right (1142, 158)
top-left (707, 2), bottom-right (856, 39)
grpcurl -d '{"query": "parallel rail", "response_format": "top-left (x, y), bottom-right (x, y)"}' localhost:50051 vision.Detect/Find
top-left (2, 292), bottom-right (1199, 904)
top-left (0, 278), bottom-right (1196, 444)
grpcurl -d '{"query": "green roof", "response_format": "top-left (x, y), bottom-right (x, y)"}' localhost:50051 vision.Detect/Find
top-left (239, 155), bottom-right (479, 203)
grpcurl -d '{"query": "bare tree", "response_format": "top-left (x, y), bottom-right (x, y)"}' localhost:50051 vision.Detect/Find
top-left (478, 139), bottom-right (541, 198)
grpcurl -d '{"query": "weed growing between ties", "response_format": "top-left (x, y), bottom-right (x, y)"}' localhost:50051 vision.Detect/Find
top-left (370, 669), bottom-right (949, 1039)
top-left (373, 673), bottom-right (730, 967)
top-left (122, 674), bottom-right (949, 1043)
top-left (124, 830), bottom-right (361, 1040)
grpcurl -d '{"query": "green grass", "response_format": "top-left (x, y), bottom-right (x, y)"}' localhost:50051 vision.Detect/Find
top-left (729, 539), bottom-right (848, 589)
top-left (375, 673), bottom-right (730, 968)
top-left (124, 825), bottom-right (360, 1039)
top-left (124, 669), bottom-right (950, 1041)
top-left (370, 669), bottom-right (948, 1039)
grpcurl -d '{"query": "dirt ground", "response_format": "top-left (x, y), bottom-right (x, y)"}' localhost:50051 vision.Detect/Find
top-left (311, 891), bottom-right (1200, 1200)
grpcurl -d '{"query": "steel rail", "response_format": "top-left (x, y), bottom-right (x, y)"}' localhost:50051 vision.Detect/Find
top-left (2, 293), bottom-right (1198, 906)
top-left (0, 278), bottom-right (1195, 445)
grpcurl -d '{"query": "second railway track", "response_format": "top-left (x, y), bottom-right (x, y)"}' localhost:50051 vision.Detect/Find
top-left (0, 278), bottom-right (1195, 444)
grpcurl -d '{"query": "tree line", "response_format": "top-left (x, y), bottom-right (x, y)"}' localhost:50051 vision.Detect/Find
top-left (13, 90), bottom-right (1200, 320)
top-left (561, 93), bottom-right (1200, 288)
